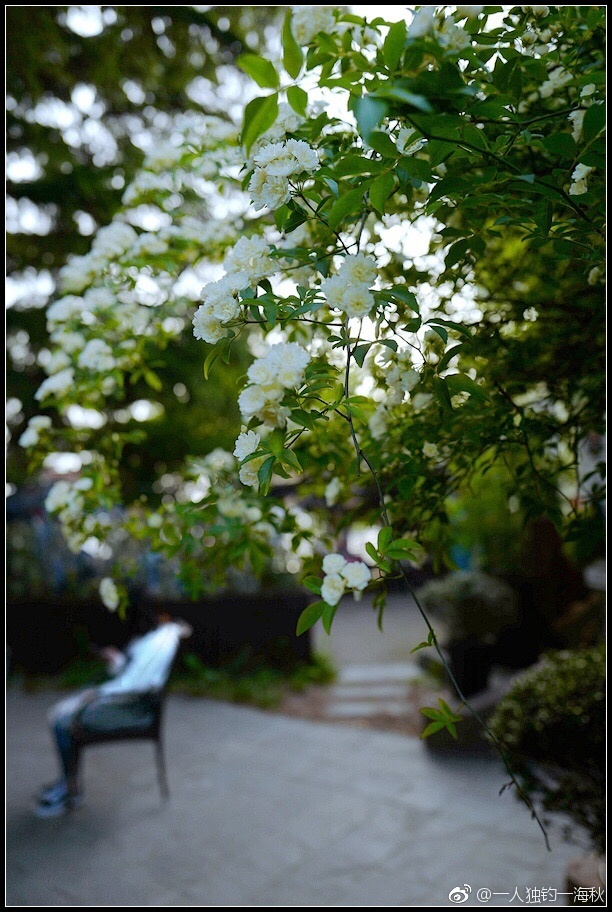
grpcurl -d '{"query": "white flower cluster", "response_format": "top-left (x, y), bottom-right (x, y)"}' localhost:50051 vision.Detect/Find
top-left (256, 102), bottom-right (305, 147)
top-left (408, 6), bottom-right (436, 38)
top-left (18, 415), bottom-right (52, 448)
top-left (77, 338), bottom-right (117, 372)
top-left (35, 367), bottom-right (75, 402)
top-left (249, 139), bottom-right (319, 211)
top-left (44, 477), bottom-right (93, 550)
top-left (99, 577), bottom-right (120, 611)
top-left (522, 5), bottom-right (549, 16)
top-left (58, 253), bottom-right (107, 294)
top-left (539, 66), bottom-right (572, 99)
top-left (237, 342), bottom-right (310, 431)
top-left (92, 221), bottom-right (138, 260)
top-left (143, 140), bottom-right (184, 172)
top-left (324, 476), bottom-right (342, 507)
top-left (382, 349), bottom-right (421, 406)
top-left (130, 232), bottom-right (169, 257)
top-left (436, 17), bottom-right (470, 51)
top-left (233, 430), bottom-right (264, 488)
top-left (224, 235), bottom-right (276, 286)
top-left (569, 163), bottom-right (595, 196)
top-left (568, 86), bottom-right (599, 143)
top-left (321, 253), bottom-right (378, 320)
top-left (192, 271), bottom-right (249, 344)
top-left (291, 6), bottom-right (336, 45)
top-left (320, 553), bottom-right (372, 606)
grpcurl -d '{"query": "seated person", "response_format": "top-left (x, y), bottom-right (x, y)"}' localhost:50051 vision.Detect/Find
top-left (34, 609), bottom-right (192, 817)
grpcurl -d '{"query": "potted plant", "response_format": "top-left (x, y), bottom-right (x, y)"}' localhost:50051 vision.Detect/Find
top-left (417, 570), bottom-right (520, 696)
top-left (489, 645), bottom-right (605, 857)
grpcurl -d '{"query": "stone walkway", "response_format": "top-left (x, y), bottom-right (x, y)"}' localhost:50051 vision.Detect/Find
top-left (7, 687), bottom-right (580, 906)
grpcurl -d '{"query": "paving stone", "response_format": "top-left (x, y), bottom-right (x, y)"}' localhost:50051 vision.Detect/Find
top-left (328, 683), bottom-right (409, 700)
top-left (326, 699), bottom-right (410, 718)
top-left (338, 662), bottom-right (421, 684)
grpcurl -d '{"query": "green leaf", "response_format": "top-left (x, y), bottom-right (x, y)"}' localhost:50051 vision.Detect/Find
top-left (296, 601), bottom-right (326, 635)
top-left (287, 85), bottom-right (308, 117)
top-left (369, 172), bottom-right (395, 213)
top-left (445, 238), bottom-right (471, 269)
top-left (582, 103), bottom-right (605, 144)
top-left (386, 544), bottom-right (418, 560)
top-left (445, 372), bottom-right (490, 403)
top-left (378, 526), bottom-right (393, 552)
top-left (203, 345), bottom-right (222, 380)
top-left (241, 93), bottom-right (279, 153)
top-left (542, 133), bottom-right (577, 160)
top-left (383, 19), bottom-right (407, 71)
top-left (438, 343), bottom-right (463, 373)
top-left (352, 342), bottom-right (372, 367)
top-left (432, 376), bottom-right (453, 413)
top-left (290, 408), bottom-right (316, 430)
top-left (365, 542), bottom-right (379, 563)
top-left (143, 370), bottom-right (162, 391)
top-left (420, 707), bottom-right (443, 721)
top-left (420, 720), bottom-right (447, 739)
top-left (388, 536), bottom-right (420, 553)
top-left (410, 640), bottom-right (432, 654)
top-left (368, 131), bottom-right (398, 158)
top-left (283, 11), bottom-right (304, 79)
top-left (257, 455), bottom-right (276, 495)
top-left (237, 54), bottom-right (279, 89)
top-left (322, 602), bottom-right (339, 635)
top-left (303, 576), bottom-right (322, 595)
top-left (327, 186), bottom-right (365, 231)
top-left (353, 95), bottom-right (388, 145)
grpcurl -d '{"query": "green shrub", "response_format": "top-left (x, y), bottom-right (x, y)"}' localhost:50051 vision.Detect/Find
top-left (417, 570), bottom-right (519, 643)
top-left (489, 645), bottom-right (605, 852)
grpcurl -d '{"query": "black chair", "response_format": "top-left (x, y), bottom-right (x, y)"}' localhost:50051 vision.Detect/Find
top-left (69, 680), bottom-right (174, 801)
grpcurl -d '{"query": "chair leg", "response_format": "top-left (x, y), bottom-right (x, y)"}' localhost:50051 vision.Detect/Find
top-left (155, 738), bottom-right (169, 801)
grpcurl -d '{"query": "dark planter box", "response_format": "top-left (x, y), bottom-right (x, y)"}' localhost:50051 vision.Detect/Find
top-left (448, 638), bottom-right (496, 698)
top-left (7, 589), bottom-right (313, 675)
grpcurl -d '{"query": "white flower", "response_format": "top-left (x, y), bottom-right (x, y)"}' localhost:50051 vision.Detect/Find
top-left (192, 305), bottom-right (228, 344)
top-left (324, 477), bottom-right (342, 507)
top-left (568, 109), bottom-right (585, 143)
top-left (224, 235), bottom-right (276, 286)
top-left (44, 350), bottom-right (72, 376)
top-left (45, 480), bottom-right (73, 513)
top-left (569, 163), bottom-right (594, 196)
top-left (292, 6), bottom-right (336, 45)
top-left (422, 441), bottom-right (440, 460)
top-left (130, 232), bottom-right (169, 257)
top-left (588, 266), bottom-right (604, 286)
top-left (397, 127), bottom-right (426, 156)
top-left (50, 330), bottom-right (86, 354)
top-left (539, 66), bottom-right (572, 99)
top-left (456, 6), bottom-right (483, 18)
top-left (238, 455), bottom-right (265, 488)
top-left (580, 84), bottom-right (596, 99)
top-left (285, 139), bottom-right (320, 173)
top-left (83, 287), bottom-right (115, 312)
top-left (58, 253), bottom-right (106, 293)
top-left (341, 285), bottom-right (375, 320)
top-left (321, 274), bottom-right (347, 310)
top-left (99, 577), bottom-right (120, 612)
top-left (35, 367), bottom-right (75, 401)
top-left (211, 295), bottom-right (240, 323)
top-left (238, 385), bottom-right (269, 420)
top-left (77, 339), bottom-right (116, 372)
top-left (338, 252), bottom-right (378, 287)
top-left (143, 140), bottom-right (183, 171)
top-left (323, 553), bottom-right (347, 576)
top-left (254, 141), bottom-right (297, 177)
top-left (92, 221), bottom-right (138, 259)
top-left (248, 169), bottom-right (291, 211)
top-left (321, 573), bottom-right (346, 607)
top-left (436, 18), bottom-right (470, 51)
top-left (46, 295), bottom-right (84, 330)
top-left (147, 512), bottom-right (163, 528)
top-left (400, 368), bottom-right (420, 393)
top-left (522, 5), bottom-right (549, 16)
top-left (408, 6), bottom-right (436, 39)
top-left (369, 404), bottom-right (388, 440)
top-left (340, 560), bottom-right (371, 592)
top-left (18, 427), bottom-right (39, 448)
top-left (233, 430), bottom-right (261, 461)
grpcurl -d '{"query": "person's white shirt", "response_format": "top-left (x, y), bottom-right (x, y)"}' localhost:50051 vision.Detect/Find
top-left (99, 621), bottom-right (189, 695)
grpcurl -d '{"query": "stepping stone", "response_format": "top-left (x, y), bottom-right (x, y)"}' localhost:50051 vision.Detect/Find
top-left (328, 684), bottom-right (409, 700)
top-left (326, 700), bottom-right (409, 718)
top-left (338, 663), bottom-right (421, 684)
